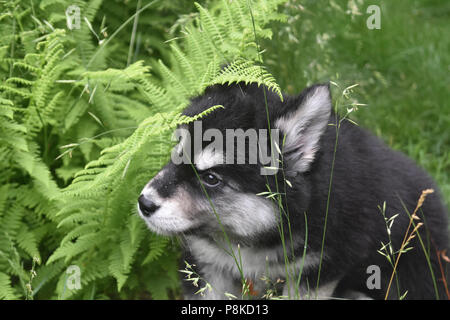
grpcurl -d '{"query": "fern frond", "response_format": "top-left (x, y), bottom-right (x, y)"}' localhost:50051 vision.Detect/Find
top-left (197, 54), bottom-right (221, 93)
top-left (158, 59), bottom-right (191, 101)
top-left (195, 2), bottom-right (225, 47)
top-left (208, 58), bottom-right (283, 100)
top-left (31, 261), bottom-right (65, 297)
top-left (16, 227), bottom-right (41, 262)
top-left (5, 77), bottom-right (34, 86)
top-left (0, 272), bottom-right (19, 299)
top-left (0, 85), bottom-right (31, 98)
top-left (170, 43), bottom-right (197, 90)
top-left (60, 223), bottom-right (100, 246)
top-left (141, 234), bottom-right (170, 266)
top-left (82, 60), bottom-right (150, 89)
top-left (47, 232), bottom-right (107, 265)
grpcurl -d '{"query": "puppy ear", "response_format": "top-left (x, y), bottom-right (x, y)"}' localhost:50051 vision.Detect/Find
top-left (275, 84), bottom-right (332, 173)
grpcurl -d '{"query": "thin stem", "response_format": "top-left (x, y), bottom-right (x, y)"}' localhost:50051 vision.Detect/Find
top-left (315, 111), bottom-right (339, 295)
top-left (127, 0), bottom-right (141, 67)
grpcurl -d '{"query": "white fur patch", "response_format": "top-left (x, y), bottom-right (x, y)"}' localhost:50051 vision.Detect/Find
top-left (194, 145), bottom-right (224, 171)
top-left (218, 191), bottom-right (277, 237)
top-left (173, 124), bottom-right (189, 155)
top-left (310, 280), bottom-right (340, 300)
top-left (139, 181), bottom-right (199, 235)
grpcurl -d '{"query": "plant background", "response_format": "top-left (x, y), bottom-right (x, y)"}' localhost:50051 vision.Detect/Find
top-left (0, 0), bottom-right (448, 299)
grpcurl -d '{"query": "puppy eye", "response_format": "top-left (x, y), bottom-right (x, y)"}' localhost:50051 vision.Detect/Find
top-left (200, 172), bottom-right (221, 187)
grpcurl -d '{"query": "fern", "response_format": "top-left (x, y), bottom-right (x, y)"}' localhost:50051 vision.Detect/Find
top-left (208, 58), bottom-right (283, 99)
top-left (0, 272), bottom-right (19, 299)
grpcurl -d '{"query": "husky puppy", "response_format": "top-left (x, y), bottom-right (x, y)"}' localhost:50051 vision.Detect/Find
top-left (138, 82), bottom-right (449, 300)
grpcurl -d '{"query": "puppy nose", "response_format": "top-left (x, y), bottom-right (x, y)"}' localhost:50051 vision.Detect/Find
top-left (138, 195), bottom-right (160, 217)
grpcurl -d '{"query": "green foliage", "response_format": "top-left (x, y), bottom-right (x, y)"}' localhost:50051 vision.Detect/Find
top-left (0, 0), bottom-right (285, 299)
top-left (1, 0), bottom-right (448, 300)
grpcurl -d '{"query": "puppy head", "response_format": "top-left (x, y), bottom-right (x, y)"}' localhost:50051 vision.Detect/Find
top-left (138, 83), bottom-right (332, 242)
